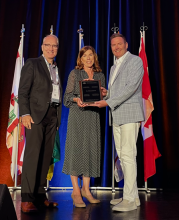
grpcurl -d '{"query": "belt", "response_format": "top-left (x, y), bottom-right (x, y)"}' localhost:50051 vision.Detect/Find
top-left (49, 102), bottom-right (60, 108)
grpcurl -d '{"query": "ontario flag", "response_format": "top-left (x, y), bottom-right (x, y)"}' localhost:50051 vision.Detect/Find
top-left (6, 39), bottom-right (25, 180)
top-left (139, 32), bottom-right (161, 182)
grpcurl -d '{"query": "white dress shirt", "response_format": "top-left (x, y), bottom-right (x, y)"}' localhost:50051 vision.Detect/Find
top-left (110, 51), bottom-right (129, 86)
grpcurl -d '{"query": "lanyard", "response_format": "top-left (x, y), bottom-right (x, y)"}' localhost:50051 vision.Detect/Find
top-left (42, 55), bottom-right (59, 83)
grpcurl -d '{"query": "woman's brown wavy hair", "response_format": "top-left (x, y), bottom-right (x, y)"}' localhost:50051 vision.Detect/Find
top-left (75, 46), bottom-right (102, 72)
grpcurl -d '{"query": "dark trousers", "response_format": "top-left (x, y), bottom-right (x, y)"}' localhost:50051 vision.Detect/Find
top-left (21, 106), bottom-right (58, 202)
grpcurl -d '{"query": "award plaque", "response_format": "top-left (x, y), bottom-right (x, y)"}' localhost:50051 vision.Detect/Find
top-left (79, 80), bottom-right (102, 103)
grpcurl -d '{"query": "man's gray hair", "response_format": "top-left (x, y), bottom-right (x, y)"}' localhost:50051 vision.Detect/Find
top-left (42, 35), bottom-right (59, 45)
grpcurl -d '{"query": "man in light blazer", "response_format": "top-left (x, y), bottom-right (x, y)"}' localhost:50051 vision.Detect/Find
top-left (18, 35), bottom-right (62, 213)
top-left (92, 33), bottom-right (144, 212)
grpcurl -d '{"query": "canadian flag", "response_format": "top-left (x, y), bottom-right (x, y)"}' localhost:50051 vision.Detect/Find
top-left (6, 39), bottom-right (25, 180)
top-left (139, 32), bottom-right (161, 181)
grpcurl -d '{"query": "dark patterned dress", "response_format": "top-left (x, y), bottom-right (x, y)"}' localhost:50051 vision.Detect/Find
top-left (62, 69), bottom-right (105, 177)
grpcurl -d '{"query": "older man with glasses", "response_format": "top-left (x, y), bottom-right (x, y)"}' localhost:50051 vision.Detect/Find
top-left (18, 35), bottom-right (62, 213)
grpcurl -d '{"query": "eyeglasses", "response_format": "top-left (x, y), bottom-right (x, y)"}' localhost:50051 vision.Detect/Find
top-left (43, 44), bottom-right (58, 49)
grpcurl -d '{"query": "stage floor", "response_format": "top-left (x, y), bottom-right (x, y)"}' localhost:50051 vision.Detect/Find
top-left (11, 189), bottom-right (179, 220)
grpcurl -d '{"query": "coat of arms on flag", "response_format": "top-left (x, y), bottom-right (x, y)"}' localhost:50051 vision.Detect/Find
top-left (6, 39), bottom-right (25, 180)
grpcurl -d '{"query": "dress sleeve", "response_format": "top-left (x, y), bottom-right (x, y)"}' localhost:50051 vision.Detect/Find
top-left (99, 72), bottom-right (107, 99)
top-left (100, 72), bottom-right (106, 88)
top-left (63, 70), bottom-right (78, 108)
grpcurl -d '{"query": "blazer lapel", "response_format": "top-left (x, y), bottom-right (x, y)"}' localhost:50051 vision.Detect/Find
top-left (39, 56), bottom-right (51, 81)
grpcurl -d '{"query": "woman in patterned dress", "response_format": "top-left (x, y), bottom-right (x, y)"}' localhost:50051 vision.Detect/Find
top-left (62, 46), bottom-right (105, 207)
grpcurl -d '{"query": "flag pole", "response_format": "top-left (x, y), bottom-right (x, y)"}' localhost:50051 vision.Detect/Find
top-left (46, 25), bottom-right (54, 191)
top-left (20, 25), bottom-right (25, 68)
top-left (77, 25), bottom-right (83, 188)
top-left (50, 25), bottom-right (53, 35)
top-left (140, 22), bottom-right (148, 46)
top-left (111, 23), bottom-right (119, 193)
top-left (14, 127), bottom-right (19, 188)
top-left (77, 25), bottom-right (83, 51)
top-left (14, 25), bottom-right (25, 188)
top-left (140, 23), bottom-right (150, 193)
top-left (143, 23), bottom-right (145, 46)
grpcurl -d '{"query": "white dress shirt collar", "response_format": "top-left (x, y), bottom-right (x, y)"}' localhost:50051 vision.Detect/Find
top-left (115, 51), bottom-right (129, 66)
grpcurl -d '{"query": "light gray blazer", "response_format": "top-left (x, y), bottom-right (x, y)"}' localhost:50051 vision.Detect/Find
top-left (105, 52), bottom-right (145, 126)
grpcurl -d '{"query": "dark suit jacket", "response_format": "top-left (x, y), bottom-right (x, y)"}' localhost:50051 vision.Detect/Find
top-left (18, 56), bottom-right (62, 127)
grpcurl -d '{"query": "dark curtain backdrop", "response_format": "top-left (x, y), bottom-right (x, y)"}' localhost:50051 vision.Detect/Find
top-left (0, 0), bottom-right (178, 188)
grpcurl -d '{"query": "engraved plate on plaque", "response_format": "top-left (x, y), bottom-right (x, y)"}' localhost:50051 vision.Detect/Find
top-left (79, 80), bottom-right (102, 103)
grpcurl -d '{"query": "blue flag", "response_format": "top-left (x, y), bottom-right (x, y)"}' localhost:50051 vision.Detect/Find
top-left (80, 34), bottom-right (84, 49)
